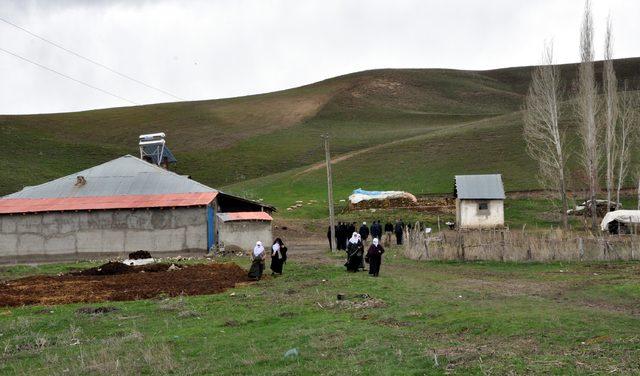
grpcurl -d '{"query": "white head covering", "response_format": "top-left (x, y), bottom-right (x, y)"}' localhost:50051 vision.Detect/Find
top-left (253, 241), bottom-right (264, 257)
top-left (349, 232), bottom-right (359, 244)
top-left (373, 238), bottom-right (379, 246)
top-left (272, 242), bottom-right (281, 258)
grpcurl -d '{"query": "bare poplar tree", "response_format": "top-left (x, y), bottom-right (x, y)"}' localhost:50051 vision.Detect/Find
top-left (523, 43), bottom-right (569, 229)
top-left (616, 89), bottom-right (639, 206)
top-left (603, 15), bottom-right (618, 210)
top-left (576, 0), bottom-right (600, 230)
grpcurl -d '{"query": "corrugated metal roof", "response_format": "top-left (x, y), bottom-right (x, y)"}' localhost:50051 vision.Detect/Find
top-left (216, 211), bottom-right (273, 222)
top-left (4, 155), bottom-right (215, 199)
top-left (0, 192), bottom-right (217, 214)
top-left (455, 174), bottom-right (505, 199)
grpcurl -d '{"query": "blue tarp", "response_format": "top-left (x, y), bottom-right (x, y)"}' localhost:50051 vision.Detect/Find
top-left (352, 188), bottom-right (388, 197)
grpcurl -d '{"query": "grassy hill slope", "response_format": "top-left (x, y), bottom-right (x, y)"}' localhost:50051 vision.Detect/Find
top-left (1, 58), bottom-right (639, 217)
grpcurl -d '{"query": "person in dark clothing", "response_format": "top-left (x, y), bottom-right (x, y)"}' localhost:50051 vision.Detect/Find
top-left (370, 220), bottom-right (382, 242)
top-left (337, 222), bottom-right (347, 250)
top-left (359, 222), bottom-right (370, 244)
top-left (366, 238), bottom-right (385, 276)
top-left (348, 222), bottom-right (356, 237)
top-left (395, 219), bottom-right (405, 245)
top-left (345, 232), bottom-right (364, 272)
top-left (270, 238), bottom-right (287, 275)
top-left (248, 241), bottom-right (266, 280)
top-left (384, 221), bottom-right (393, 246)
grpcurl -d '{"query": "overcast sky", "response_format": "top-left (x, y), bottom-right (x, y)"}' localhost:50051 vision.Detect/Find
top-left (1, 0), bottom-right (639, 114)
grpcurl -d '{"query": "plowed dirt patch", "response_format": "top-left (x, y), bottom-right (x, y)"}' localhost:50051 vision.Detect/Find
top-left (0, 263), bottom-right (250, 307)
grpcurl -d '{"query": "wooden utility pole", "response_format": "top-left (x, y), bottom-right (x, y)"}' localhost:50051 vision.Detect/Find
top-left (322, 134), bottom-right (336, 252)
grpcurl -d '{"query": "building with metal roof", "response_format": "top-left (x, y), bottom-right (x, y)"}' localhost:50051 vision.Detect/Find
top-left (454, 174), bottom-right (505, 229)
top-left (0, 155), bottom-right (274, 262)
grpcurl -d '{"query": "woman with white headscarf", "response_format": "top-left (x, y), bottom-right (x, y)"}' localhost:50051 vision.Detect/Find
top-left (270, 238), bottom-right (287, 275)
top-left (345, 232), bottom-right (363, 272)
top-left (365, 237), bottom-right (385, 277)
top-left (248, 241), bottom-right (266, 280)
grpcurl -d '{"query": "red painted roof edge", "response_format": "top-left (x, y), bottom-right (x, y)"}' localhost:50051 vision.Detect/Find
top-left (0, 192), bottom-right (218, 215)
top-left (218, 211), bottom-right (273, 221)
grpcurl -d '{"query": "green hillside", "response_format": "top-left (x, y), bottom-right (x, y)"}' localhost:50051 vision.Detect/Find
top-left (1, 58), bottom-right (639, 217)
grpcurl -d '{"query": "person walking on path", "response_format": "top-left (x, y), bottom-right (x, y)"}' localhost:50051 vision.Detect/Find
top-left (270, 238), bottom-right (287, 275)
top-left (366, 238), bottom-right (385, 277)
top-left (384, 221), bottom-right (393, 246)
top-left (394, 219), bottom-right (405, 245)
top-left (345, 232), bottom-right (363, 272)
top-left (337, 222), bottom-right (347, 250)
top-left (370, 220), bottom-right (381, 243)
top-left (359, 222), bottom-right (370, 245)
top-left (248, 241), bottom-right (266, 280)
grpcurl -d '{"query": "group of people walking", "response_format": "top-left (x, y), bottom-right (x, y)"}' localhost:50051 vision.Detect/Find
top-left (344, 232), bottom-right (385, 276)
top-left (247, 218), bottom-right (409, 280)
top-left (248, 238), bottom-right (287, 280)
top-left (329, 219), bottom-right (407, 250)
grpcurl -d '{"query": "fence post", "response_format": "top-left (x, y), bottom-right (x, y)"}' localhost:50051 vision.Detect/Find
top-left (500, 231), bottom-right (506, 262)
top-left (578, 237), bottom-right (584, 261)
top-left (460, 234), bottom-right (465, 261)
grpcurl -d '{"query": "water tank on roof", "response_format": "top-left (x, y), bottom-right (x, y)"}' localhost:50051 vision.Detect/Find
top-left (139, 132), bottom-right (177, 169)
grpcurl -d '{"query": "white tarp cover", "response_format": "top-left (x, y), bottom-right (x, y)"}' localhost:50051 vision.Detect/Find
top-left (348, 188), bottom-right (417, 204)
top-left (122, 258), bottom-right (155, 266)
top-left (600, 210), bottom-right (640, 231)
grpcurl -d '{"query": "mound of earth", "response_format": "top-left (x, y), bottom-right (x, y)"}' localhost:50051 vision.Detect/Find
top-left (128, 250), bottom-right (152, 260)
top-left (0, 263), bottom-right (250, 307)
top-left (73, 262), bottom-right (173, 276)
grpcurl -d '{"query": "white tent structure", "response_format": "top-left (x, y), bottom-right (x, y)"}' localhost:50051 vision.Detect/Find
top-left (600, 210), bottom-right (640, 232)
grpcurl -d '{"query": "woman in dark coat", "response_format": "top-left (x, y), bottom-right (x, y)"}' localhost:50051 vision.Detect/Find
top-left (248, 241), bottom-right (266, 280)
top-left (366, 238), bottom-right (385, 277)
top-left (270, 238), bottom-right (287, 275)
top-left (345, 232), bottom-right (363, 272)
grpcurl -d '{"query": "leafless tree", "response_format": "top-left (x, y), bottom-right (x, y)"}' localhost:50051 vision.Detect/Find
top-left (602, 15), bottom-right (618, 211)
top-left (576, 0), bottom-right (600, 230)
top-left (523, 43), bottom-right (569, 229)
top-left (616, 89), bottom-right (639, 206)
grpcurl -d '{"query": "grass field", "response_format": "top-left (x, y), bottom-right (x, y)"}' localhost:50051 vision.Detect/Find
top-left (1, 248), bottom-right (639, 375)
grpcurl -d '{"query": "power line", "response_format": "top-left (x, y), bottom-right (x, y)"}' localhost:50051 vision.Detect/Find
top-left (0, 16), bottom-right (184, 101)
top-left (0, 46), bottom-right (139, 105)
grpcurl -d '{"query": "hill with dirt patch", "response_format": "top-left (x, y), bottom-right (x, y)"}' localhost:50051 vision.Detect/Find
top-left (1, 58), bottom-right (639, 216)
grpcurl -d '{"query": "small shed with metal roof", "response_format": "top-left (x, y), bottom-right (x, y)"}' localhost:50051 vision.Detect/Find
top-left (454, 174), bottom-right (505, 229)
top-left (0, 155), bottom-right (274, 262)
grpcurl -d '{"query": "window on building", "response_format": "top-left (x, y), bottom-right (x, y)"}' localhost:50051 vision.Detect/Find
top-left (478, 201), bottom-right (489, 213)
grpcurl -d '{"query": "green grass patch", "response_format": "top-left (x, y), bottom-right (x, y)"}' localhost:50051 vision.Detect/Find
top-left (1, 251), bottom-right (639, 374)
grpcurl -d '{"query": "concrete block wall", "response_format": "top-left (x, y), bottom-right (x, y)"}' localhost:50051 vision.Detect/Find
top-left (218, 220), bottom-right (272, 251)
top-left (457, 199), bottom-right (504, 229)
top-left (0, 207), bottom-right (207, 261)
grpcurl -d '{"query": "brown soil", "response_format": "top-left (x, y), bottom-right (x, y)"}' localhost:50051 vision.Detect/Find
top-left (128, 250), bottom-right (152, 260)
top-left (0, 262), bottom-right (250, 307)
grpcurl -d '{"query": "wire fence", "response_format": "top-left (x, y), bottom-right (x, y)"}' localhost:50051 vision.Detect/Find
top-left (404, 227), bottom-right (640, 262)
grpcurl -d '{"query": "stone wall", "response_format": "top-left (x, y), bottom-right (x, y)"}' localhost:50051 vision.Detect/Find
top-left (0, 207), bottom-right (207, 262)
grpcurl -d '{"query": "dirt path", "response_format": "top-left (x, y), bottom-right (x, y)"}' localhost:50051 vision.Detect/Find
top-left (294, 113), bottom-right (509, 176)
top-left (287, 242), bottom-right (339, 266)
